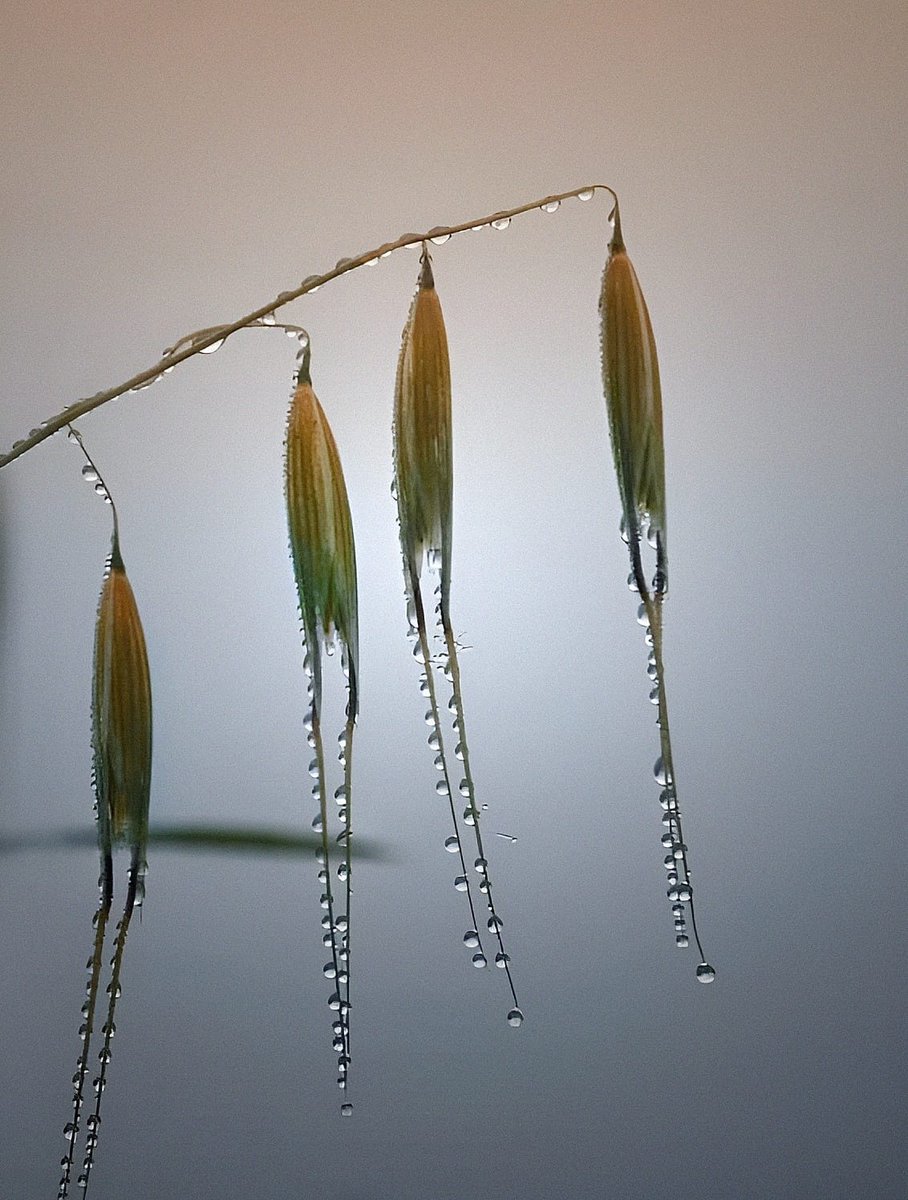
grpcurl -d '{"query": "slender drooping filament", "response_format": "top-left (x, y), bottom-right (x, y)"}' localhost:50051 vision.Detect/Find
top-left (394, 249), bottom-right (522, 1024)
top-left (59, 429), bottom-right (152, 1197)
top-left (285, 346), bottom-right (359, 1109)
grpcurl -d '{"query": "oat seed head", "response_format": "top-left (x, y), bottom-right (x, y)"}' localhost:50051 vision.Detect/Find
top-left (393, 249), bottom-right (453, 603)
top-left (285, 347), bottom-right (359, 713)
top-left (599, 208), bottom-right (667, 547)
top-left (92, 531), bottom-right (152, 859)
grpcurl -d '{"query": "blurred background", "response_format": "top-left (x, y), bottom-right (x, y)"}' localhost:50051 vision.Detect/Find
top-left (1, 2), bottom-right (905, 1197)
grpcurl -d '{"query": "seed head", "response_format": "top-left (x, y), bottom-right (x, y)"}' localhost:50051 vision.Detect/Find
top-left (393, 250), bottom-right (453, 596)
top-left (92, 534), bottom-right (152, 857)
top-left (599, 206), bottom-right (666, 548)
top-left (285, 347), bottom-right (359, 712)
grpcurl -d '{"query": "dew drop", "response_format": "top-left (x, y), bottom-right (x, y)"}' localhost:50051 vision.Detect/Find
top-left (676, 934), bottom-right (690, 948)
top-left (696, 962), bottom-right (716, 984)
top-left (81, 465), bottom-right (99, 483)
top-left (427, 730), bottom-right (440, 750)
top-left (453, 874), bottom-right (468, 892)
top-left (506, 1006), bottom-right (525, 1029)
top-left (474, 856), bottom-right (487, 874)
top-left (541, 199), bottom-right (561, 213)
top-left (427, 228), bottom-right (451, 245)
top-left (435, 779), bottom-right (450, 796)
top-left (341, 1102), bottom-right (353, 1117)
top-left (471, 952), bottom-right (487, 968)
top-left (676, 883), bottom-right (692, 902)
top-left (654, 758), bottom-right (672, 787)
top-left (491, 216), bottom-right (511, 230)
top-left (487, 916), bottom-right (503, 933)
top-left (462, 805), bottom-right (475, 826)
top-left (577, 188), bottom-right (594, 201)
top-left (443, 836), bottom-right (459, 853)
top-left (495, 952), bottom-right (510, 968)
top-left (200, 338), bottom-right (224, 354)
top-left (636, 603), bottom-right (650, 627)
top-left (463, 929), bottom-right (480, 948)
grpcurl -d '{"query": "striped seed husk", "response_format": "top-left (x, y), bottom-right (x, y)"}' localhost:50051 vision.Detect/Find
top-left (599, 209), bottom-right (667, 549)
top-left (393, 253), bottom-right (453, 598)
top-left (285, 353), bottom-right (359, 713)
top-left (92, 534), bottom-right (152, 858)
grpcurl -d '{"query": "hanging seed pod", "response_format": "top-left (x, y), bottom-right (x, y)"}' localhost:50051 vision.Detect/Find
top-left (92, 529), bottom-right (152, 862)
top-left (393, 249), bottom-right (453, 601)
top-left (285, 344), bottom-right (359, 713)
top-left (599, 203), bottom-right (666, 558)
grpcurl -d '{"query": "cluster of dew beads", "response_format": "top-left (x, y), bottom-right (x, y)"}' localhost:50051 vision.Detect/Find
top-left (302, 643), bottom-right (352, 1109)
top-left (404, 581), bottom-right (491, 980)
top-left (427, 577), bottom-right (524, 1029)
top-left (628, 519), bottom-right (715, 985)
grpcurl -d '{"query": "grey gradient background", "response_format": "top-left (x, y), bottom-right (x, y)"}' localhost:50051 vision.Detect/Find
top-left (1, 2), bottom-right (905, 1197)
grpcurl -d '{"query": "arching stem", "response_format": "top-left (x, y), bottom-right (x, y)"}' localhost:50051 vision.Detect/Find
top-left (1, 185), bottom-right (618, 469)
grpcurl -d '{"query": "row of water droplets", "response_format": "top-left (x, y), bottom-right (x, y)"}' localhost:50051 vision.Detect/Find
top-left (403, 557), bottom-right (523, 1027)
top-left (59, 856), bottom-right (144, 1198)
top-left (301, 633), bottom-right (355, 1117)
top-left (622, 517), bottom-right (715, 985)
